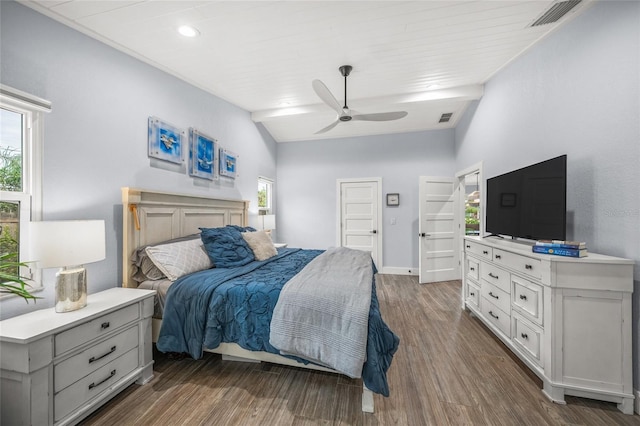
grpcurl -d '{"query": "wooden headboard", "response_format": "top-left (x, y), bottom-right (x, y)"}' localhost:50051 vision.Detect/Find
top-left (121, 187), bottom-right (249, 288)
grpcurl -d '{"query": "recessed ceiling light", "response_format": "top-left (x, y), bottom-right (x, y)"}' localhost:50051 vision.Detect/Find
top-left (177, 25), bottom-right (200, 37)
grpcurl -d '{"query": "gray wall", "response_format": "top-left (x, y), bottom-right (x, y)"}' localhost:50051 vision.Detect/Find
top-left (455, 0), bottom-right (640, 393)
top-left (277, 129), bottom-right (455, 269)
top-left (0, 1), bottom-right (277, 319)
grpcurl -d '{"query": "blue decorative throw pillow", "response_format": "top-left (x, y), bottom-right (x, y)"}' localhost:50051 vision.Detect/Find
top-left (226, 225), bottom-right (257, 233)
top-left (199, 226), bottom-right (255, 268)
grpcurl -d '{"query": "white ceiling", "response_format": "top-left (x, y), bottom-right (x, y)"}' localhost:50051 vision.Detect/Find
top-left (20, 0), bottom-right (593, 142)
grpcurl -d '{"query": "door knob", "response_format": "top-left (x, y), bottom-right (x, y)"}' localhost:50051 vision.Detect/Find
top-left (371, 230), bottom-right (377, 234)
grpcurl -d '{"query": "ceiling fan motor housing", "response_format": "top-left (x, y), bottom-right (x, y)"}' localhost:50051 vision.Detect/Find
top-left (339, 65), bottom-right (353, 77)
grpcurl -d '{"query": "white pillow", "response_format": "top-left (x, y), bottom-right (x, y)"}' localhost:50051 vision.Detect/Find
top-left (241, 230), bottom-right (278, 261)
top-left (145, 238), bottom-right (212, 281)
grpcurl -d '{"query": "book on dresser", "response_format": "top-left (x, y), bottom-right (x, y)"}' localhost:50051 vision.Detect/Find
top-left (535, 240), bottom-right (586, 249)
top-left (532, 245), bottom-right (588, 258)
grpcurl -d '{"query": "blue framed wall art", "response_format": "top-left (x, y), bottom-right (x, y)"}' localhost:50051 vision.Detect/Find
top-left (148, 116), bottom-right (185, 164)
top-left (189, 128), bottom-right (218, 180)
top-left (219, 148), bottom-right (238, 179)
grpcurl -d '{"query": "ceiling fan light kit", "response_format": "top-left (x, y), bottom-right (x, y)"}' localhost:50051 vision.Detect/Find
top-left (312, 65), bottom-right (408, 134)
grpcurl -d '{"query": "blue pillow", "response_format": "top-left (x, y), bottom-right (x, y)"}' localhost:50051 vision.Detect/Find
top-left (199, 226), bottom-right (255, 268)
top-left (226, 225), bottom-right (257, 233)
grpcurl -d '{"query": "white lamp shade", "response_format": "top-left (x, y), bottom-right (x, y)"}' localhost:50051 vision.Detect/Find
top-left (30, 220), bottom-right (106, 268)
top-left (262, 214), bottom-right (276, 230)
top-left (251, 214), bottom-right (276, 231)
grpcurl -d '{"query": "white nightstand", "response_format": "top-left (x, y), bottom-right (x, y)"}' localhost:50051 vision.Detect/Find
top-left (0, 288), bottom-right (155, 426)
top-left (273, 243), bottom-right (287, 248)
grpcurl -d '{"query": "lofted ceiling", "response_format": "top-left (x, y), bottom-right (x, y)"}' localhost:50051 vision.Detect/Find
top-left (20, 0), bottom-right (593, 142)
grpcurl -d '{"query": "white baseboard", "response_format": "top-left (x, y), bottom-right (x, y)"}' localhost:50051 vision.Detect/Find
top-left (635, 388), bottom-right (639, 414)
top-left (379, 267), bottom-right (418, 276)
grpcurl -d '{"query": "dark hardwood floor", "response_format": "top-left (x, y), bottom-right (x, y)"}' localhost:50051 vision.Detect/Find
top-left (81, 275), bottom-right (639, 425)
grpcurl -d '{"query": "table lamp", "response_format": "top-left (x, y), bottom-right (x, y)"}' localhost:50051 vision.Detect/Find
top-left (30, 220), bottom-right (106, 313)
top-left (257, 214), bottom-right (276, 233)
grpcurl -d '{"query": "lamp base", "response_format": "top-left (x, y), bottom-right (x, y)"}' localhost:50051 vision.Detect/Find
top-left (55, 266), bottom-right (87, 313)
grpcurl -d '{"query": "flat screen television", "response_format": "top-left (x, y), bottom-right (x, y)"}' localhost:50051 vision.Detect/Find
top-left (485, 155), bottom-right (567, 241)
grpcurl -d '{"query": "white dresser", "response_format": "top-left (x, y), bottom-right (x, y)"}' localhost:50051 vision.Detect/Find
top-left (0, 288), bottom-right (155, 425)
top-left (463, 236), bottom-right (635, 414)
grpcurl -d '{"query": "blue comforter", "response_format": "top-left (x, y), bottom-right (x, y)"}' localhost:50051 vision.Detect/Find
top-left (157, 248), bottom-right (400, 396)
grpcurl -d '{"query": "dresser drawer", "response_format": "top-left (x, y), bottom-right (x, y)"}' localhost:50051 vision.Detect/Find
top-left (481, 282), bottom-right (510, 315)
top-left (512, 313), bottom-right (543, 367)
top-left (481, 262), bottom-right (510, 294)
top-left (467, 258), bottom-right (479, 281)
top-left (493, 248), bottom-right (541, 280)
top-left (512, 276), bottom-right (543, 326)
top-left (54, 325), bottom-right (139, 393)
top-left (55, 304), bottom-right (139, 356)
top-left (481, 298), bottom-right (510, 337)
top-left (54, 347), bottom-right (139, 422)
top-left (466, 282), bottom-right (480, 309)
top-left (464, 240), bottom-right (492, 261)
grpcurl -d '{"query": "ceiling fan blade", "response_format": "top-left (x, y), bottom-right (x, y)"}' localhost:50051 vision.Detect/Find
top-left (315, 119), bottom-right (340, 134)
top-left (351, 111), bottom-right (408, 121)
top-left (312, 79), bottom-right (343, 114)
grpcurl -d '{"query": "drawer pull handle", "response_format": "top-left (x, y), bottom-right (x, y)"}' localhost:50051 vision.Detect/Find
top-left (488, 311), bottom-right (499, 320)
top-left (525, 264), bottom-right (533, 270)
top-left (519, 294), bottom-right (527, 301)
top-left (89, 346), bottom-right (117, 364)
top-left (470, 267), bottom-right (475, 271)
top-left (101, 322), bottom-right (110, 330)
top-left (488, 273), bottom-right (499, 279)
top-left (489, 291), bottom-right (499, 299)
top-left (483, 250), bottom-right (488, 255)
top-left (521, 333), bottom-right (529, 340)
top-left (470, 292), bottom-right (475, 296)
top-left (495, 254), bottom-right (501, 259)
top-left (466, 245), bottom-right (470, 249)
top-left (88, 369), bottom-right (116, 390)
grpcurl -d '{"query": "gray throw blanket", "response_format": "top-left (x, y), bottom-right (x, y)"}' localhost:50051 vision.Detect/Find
top-left (269, 246), bottom-right (373, 378)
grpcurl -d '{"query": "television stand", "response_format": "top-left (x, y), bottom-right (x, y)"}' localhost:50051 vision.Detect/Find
top-left (462, 236), bottom-right (635, 414)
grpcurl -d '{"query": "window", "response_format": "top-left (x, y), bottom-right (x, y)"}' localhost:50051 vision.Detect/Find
top-left (0, 85), bottom-right (50, 296)
top-left (257, 176), bottom-right (273, 212)
top-left (464, 172), bottom-right (481, 236)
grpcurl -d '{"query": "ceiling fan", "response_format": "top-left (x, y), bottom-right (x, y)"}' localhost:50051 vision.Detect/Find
top-left (312, 65), bottom-right (408, 134)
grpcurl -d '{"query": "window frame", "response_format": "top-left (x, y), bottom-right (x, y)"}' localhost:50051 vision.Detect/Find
top-left (0, 85), bottom-right (50, 298)
top-left (258, 176), bottom-right (274, 213)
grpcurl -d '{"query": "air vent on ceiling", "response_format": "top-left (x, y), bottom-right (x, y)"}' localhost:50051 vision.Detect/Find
top-left (439, 113), bottom-right (453, 123)
top-left (530, 0), bottom-right (582, 27)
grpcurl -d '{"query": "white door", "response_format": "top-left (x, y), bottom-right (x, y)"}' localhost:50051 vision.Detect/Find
top-left (419, 176), bottom-right (459, 283)
top-left (337, 179), bottom-right (382, 268)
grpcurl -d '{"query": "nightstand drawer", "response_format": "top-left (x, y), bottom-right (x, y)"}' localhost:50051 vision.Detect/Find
top-left (54, 325), bottom-right (139, 393)
top-left (54, 347), bottom-right (138, 422)
top-left (55, 304), bottom-right (139, 356)
top-left (481, 262), bottom-right (510, 294)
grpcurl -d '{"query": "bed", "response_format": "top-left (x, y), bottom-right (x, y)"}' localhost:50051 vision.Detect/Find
top-left (121, 187), bottom-right (399, 413)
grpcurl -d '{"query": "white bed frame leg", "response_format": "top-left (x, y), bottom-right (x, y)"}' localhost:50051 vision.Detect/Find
top-left (362, 385), bottom-right (374, 413)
